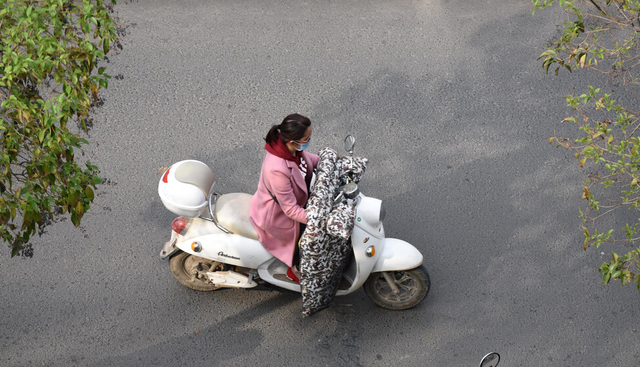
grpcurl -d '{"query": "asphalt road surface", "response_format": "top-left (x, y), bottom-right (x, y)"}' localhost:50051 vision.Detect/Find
top-left (2, 1), bottom-right (639, 366)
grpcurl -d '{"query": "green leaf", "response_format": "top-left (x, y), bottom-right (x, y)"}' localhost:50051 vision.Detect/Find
top-left (603, 272), bottom-right (611, 284)
top-left (82, 21), bottom-right (90, 35)
top-left (76, 201), bottom-right (84, 217)
top-left (38, 129), bottom-right (46, 143)
top-left (69, 192), bottom-right (79, 206)
top-left (85, 186), bottom-right (94, 201)
top-left (71, 212), bottom-right (80, 227)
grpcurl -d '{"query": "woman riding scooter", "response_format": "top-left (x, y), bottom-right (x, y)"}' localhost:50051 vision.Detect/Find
top-left (249, 114), bottom-right (318, 282)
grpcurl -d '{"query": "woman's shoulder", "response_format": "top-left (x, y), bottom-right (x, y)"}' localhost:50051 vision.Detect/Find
top-left (264, 152), bottom-right (292, 171)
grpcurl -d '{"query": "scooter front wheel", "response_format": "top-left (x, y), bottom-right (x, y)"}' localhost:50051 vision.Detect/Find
top-left (170, 251), bottom-right (222, 291)
top-left (364, 265), bottom-right (430, 310)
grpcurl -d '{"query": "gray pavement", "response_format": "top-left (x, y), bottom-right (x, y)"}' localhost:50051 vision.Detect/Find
top-left (1, 0), bottom-right (639, 366)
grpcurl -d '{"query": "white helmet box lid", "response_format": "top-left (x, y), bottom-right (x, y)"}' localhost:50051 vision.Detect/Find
top-left (158, 160), bottom-right (216, 218)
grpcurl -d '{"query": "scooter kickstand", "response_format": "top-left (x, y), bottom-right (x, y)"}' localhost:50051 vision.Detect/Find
top-left (247, 270), bottom-right (257, 285)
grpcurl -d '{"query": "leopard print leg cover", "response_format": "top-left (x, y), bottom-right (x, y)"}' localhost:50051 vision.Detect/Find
top-left (299, 148), bottom-right (368, 317)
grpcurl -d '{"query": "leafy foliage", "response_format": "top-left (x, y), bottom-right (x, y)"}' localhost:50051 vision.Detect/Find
top-left (0, 0), bottom-right (120, 257)
top-left (533, 0), bottom-right (640, 84)
top-left (533, 0), bottom-right (640, 290)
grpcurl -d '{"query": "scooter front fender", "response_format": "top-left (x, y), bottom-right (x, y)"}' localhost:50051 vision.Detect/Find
top-left (371, 238), bottom-right (423, 273)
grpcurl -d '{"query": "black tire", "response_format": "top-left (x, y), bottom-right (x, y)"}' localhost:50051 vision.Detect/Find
top-left (169, 251), bottom-right (221, 291)
top-left (363, 265), bottom-right (430, 310)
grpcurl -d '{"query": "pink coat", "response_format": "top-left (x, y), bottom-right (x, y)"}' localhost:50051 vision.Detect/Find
top-left (249, 151), bottom-right (319, 267)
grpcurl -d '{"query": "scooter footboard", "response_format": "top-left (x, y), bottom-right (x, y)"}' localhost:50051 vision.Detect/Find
top-left (370, 238), bottom-right (423, 273)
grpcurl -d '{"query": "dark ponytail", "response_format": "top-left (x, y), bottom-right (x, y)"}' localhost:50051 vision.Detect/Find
top-left (265, 125), bottom-right (280, 145)
top-left (264, 114), bottom-right (311, 145)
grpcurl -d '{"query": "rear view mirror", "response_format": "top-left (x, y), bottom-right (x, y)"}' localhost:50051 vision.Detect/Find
top-left (479, 352), bottom-right (500, 367)
top-left (344, 135), bottom-right (356, 156)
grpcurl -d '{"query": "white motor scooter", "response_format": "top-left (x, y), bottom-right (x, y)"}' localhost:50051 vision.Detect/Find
top-left (158, 136), bottom-right (430, 310)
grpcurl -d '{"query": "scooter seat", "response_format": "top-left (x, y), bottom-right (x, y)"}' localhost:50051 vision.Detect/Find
top-left (214, 193), bottom-right (259, 240)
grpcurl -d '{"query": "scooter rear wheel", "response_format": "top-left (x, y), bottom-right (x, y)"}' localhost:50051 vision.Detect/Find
top-left (363, 265), bottom-right (430, 310)
top-left (170, 251), bottom-right (222, 291)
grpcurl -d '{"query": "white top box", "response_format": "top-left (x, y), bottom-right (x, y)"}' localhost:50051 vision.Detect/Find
top-left (158, 160), bottom-right (216, 218)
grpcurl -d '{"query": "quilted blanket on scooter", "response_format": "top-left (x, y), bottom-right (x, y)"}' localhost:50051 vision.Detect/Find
top-left (299, 147), bottom-right (367, 317)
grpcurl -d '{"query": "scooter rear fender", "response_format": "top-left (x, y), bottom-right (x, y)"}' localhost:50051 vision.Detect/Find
top-left (175, 233), bottom-right (272, 269)
top-left (371, 238), bottom-right (423, 273)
